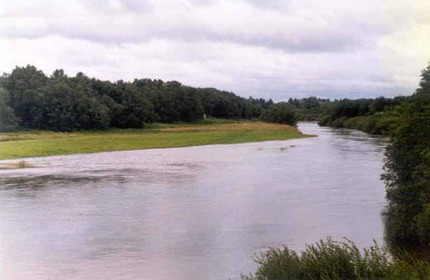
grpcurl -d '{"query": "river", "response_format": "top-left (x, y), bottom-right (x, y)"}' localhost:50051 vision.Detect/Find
top-left (0, 122), bottom-right (388, 279)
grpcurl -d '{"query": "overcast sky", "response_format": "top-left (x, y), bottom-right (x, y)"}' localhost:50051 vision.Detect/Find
top-left (1, 0), bottom-right (429, 100)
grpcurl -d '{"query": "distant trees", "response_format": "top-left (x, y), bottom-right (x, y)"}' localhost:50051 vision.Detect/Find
top-left (142, 81), bottom-right (203, 122)
top-left (199, 88), bottom-right (268, 119)
top-left (0, 65), bottom-right (276, 132)
top-left (317, 96), bottom-right (408, 135)
top-left (286, 97), bottom-right (331, 121)
top-left (2, 64), bottom-right (423, 135)
top-left (37, 71), bottom-right (111, 131)
top-left (262, 103), bottom-right (297, 126)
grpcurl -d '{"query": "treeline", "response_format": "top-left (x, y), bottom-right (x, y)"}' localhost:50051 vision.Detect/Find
top-left (317, 96), bottom-right (410, 135)
top-left (5, 65), bottom-right (417, 134)
top-left (286, 97), bottom-right (331, 121)
top-left (0, 65), bottom-right (278, 132)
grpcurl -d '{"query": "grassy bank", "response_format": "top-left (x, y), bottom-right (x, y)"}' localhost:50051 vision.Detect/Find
top-left (0, 120), bottom-right (311, 160)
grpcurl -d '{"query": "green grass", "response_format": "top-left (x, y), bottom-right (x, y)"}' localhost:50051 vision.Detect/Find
top-left (0, 121), bottom-right (312, 160)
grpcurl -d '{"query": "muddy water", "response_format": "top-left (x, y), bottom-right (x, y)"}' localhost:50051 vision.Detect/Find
top-left (0, 122), bottom-right (388, 279)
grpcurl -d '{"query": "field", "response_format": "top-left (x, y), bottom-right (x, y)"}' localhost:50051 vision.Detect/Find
top-left (0, 120), bottom-right (311, 160)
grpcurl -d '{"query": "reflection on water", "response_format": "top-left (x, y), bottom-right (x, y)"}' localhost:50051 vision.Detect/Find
top-left (0, 122), bottom-right (388, 280)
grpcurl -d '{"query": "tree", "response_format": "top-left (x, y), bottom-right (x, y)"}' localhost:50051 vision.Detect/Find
top-left (262, 103), bottom-right (297, 126)
top-left (37, 71), bottom-right (111, 131)
top-left (105, 82), bottom-right (154, 128)
top-left (2, 65), bottom-right (48, 127)
top-left (414, 63), bottom-right (430, 103)
top-left (383, 76), bottom-right (430, 254)
top-left (0, 88), bottom-right (18, 132)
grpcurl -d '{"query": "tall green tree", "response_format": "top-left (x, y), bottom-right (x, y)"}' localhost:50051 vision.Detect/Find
top-left (383, 63), bottom-right (430, 253)
top-left (414, 63), bottom-right (430, 102)
top-left (2, 65), bottom-right (48, 127)
top-left (0, 88), bottom-right (18, 132)
top-left (103, 81), bottom-right (154, 128)
top-left (37, 70), bottom-right (110, 131)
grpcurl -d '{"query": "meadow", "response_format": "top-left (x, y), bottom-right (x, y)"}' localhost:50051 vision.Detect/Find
top-left (0, 120), bottom-right (311, 160)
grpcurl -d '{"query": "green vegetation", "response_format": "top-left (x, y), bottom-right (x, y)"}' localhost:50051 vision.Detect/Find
top-left (0, 121), bottom-right (310, 159)
top-left (383, 104), bottom-right (430, 255)
top-left (380, 64), bottom-right (430, 257)
top-left (0, 65), bottom-right (278, 132)
top-left (243, 238), bottom-right (430, 280)
top-left (0, 88), bottom-right (18, 132)
top-left (316, 97), bottom-right (407, 135)
top-left (262, 103), bottom-right (298, 126)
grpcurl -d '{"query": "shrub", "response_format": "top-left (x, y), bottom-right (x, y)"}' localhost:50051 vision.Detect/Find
top-left (243, 238), bottom-right (430, 280)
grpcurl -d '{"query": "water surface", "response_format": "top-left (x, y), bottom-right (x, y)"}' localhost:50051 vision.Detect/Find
top-left (0, 122), bottom-right (388, 279)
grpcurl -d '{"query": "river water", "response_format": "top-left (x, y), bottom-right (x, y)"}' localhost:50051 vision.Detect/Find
top-left (0, 122), bottom-right (388, 280)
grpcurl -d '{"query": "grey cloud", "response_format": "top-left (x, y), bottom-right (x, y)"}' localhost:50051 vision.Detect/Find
top-left (0, 0), bottom-right (387, 53)
top-left (240, 0), bottom-right (286, 9)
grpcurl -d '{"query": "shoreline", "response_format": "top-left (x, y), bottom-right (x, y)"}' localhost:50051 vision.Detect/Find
top-left (0, 121), bottom-right (313, 161)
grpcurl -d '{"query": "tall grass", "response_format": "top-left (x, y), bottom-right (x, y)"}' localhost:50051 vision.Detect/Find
top-left (242, 238), bottom-right (430, 280)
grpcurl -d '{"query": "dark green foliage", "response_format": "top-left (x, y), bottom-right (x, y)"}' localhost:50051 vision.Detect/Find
top-left (417, 204), bottom-right (430, 246)
top-left (383, 102), bottom-right (430, 254)
top-left (36, 70), bottom-right (111, 131)
top-left (414, 63), bottom-right (430, 102)
top-left (243, 238), bottom-right (430, 280)
top-left (198, 88), bottom-right (267, 119)
top-left (97, 80), bottom-right (154, 128)
top-left (0, 88), bottom-right (18, 132)
top-left (142, 81), bottom-right (203, 122)
top-left (317, 96), bottom-right (407, 135)
top-left (262, 103), bottom-right (297, 126)
top-left (0, 65), bottom-right (274, 132)
top-left (287, 97), bottom-right (331, 121)
top-left (2, 65), bottom-right (48, 127)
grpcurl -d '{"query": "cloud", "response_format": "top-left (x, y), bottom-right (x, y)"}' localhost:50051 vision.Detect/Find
top-left (0, 0), bottom-right (388, 52)
top-left (0, 0), bottom-right (429, 100)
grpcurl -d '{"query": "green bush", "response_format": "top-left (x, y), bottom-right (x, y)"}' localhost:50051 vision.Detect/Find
top-left (243, 238), bottom-right (430, 280)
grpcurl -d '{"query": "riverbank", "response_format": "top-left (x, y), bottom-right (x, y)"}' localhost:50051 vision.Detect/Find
top-left (318, 113), bottom-right (400, 135)
top-left (0, 121), bottom-right (311, 160)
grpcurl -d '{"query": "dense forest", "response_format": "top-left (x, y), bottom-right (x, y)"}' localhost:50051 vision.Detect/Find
top-left (0, 65), bottom-right (278, 132)
top-left (0, 64), bottom-right (420, 135)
